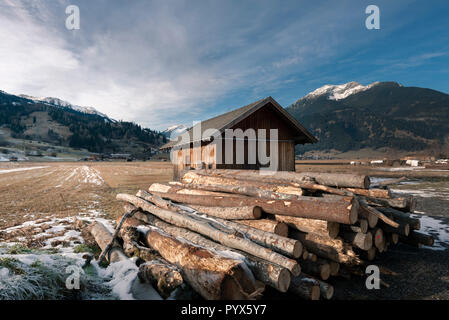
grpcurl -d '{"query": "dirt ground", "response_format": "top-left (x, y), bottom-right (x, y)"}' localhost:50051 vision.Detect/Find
top-left (1, 161), bottom-right (448, 299)
top-left (0, 161), bottom-right (173, 230)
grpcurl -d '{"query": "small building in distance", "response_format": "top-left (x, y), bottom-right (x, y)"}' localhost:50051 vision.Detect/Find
top-left (160, 97), bottom-right (317, 179)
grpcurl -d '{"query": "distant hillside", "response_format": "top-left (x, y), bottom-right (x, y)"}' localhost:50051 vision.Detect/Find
top-left (287, 82), bottom-right (449, 156)
top-left (0, 90), bottom-right (167, 158)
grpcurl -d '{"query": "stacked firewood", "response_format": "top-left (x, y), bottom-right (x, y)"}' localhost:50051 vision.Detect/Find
top-left (90, 169), bottom-right (434, 300)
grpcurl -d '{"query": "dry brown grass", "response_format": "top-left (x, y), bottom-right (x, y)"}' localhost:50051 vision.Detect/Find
top-left (0, 161), bottom-right (173, 229)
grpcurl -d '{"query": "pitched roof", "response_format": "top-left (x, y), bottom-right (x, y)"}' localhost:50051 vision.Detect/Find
top-left (160, 96), bottom-right (317, 149)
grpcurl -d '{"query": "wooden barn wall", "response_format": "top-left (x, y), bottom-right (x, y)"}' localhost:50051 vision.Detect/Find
top-left (172, 102), bottom-right (301, 179)
top-left (215, 103), bottom-right (297, 171)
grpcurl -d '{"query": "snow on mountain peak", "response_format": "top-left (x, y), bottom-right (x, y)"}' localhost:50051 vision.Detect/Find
top-left (18, 94), bottom-right (111, 120)
top-left (302, 81), bottom-right (381, 101)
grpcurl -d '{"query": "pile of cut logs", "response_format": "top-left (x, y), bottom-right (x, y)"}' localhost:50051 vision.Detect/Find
top-left (89, 169), bottom-right (434, 300)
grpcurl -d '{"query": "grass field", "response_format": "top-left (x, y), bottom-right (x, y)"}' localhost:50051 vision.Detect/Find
top-left (0, 161), bottom-right (173, 231)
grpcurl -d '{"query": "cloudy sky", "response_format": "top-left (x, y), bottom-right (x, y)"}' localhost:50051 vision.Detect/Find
top-left (1, 0), bottom-right (448, 130)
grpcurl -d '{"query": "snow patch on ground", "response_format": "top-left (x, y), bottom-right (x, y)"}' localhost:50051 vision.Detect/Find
top-left (412, 214), bottom-right (449, 250)
top-left (0, 166), bottom-right (48, 174)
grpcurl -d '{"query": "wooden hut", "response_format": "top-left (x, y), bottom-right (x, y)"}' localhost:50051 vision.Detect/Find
top-left (160, 96), bottom-right (317, 180)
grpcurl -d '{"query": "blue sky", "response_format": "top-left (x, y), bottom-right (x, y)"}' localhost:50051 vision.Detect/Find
top-left (1, 0), bottom-right (448, 130)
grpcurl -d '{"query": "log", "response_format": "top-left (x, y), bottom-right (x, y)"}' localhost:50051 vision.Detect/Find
top-left (300, 259), bottom-right (331, 280)
top-left (238, 219), bottom-right (289, 237)
top-left (88, 221), bottom-right (128, 263)
top-left (343, 187), bottom-right (391, 199)
top-left (149, 188), bottom-right (359, 224)
top-left (182, 171), bottom-right (304, 196)
top-left (359, 200), bottom-right (399, 228)
top-left (401, 231), bottom-right (434, 247)
top-left (117, 193), bottom-right (301, 276)
top-left (186, 204), bottom-right (262, 220)
top-left (182, 183), bottom-right (302, 200)
top-left (377, 207), bottom-right (420, 230)
top-left (307, 253), bottom-right (318, 262)
top-left (140, 225), bottom-right (259, 300)
top-left (329, 261), bottom-right (340, 276)
top-left (196, 169), bottom-right (371, 189)
top-left (372, 228), bottom-right (385, 252)
top-left (302, 248), bottom-right (309, 260)
top-left (364, 196), bottom-right (408, 210)
top-left (355, 246), bottom-right (376, 261)
top-left (205, 217), bottom-right (303, 259)
top-left (274, 215), bottom-right (341, 239)
top-left (138, 190), bottom-right (302, 259)
top-left (341, 219), bottom-right (368, 234)
top-left (289, 229), bottom-right (363, 265)
top-left (371, 177), bottom-right (406, 187)
top-left (124, 205), bottom-right (291, 292)
top-left (312, 277), bottom-right (334, 300)
top-left (358, 207), bottom-right (379, 228)
top-left (379, 221), bottom-right (410, 237)
top-left (149, 183), bottom-right (238, 197)
top-left (288, 275), bottom-right (320, 300)
top-left (341, 231), bottom-right (373, 251)
top-left (138, 260), bottom-right (183, 299)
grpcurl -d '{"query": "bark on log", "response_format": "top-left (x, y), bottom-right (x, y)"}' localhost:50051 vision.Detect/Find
top-left (364, 196), bottom-right (409, 210)
top-left (289, 229), bottom-right (363, 265)
top-left (377, 207), bottom-right (420, 230)
top-left (138, 260), bottom-right (183, 299)
top-left (117, 193), bottom-right (301, 276)
top-left (274, 215), bottom-right (341, 239)
top-left (140, 225), bottom-right (258, 300)
top-left (186, 204), bottom-right (262, 220)
top-left (182, 183), bottom-right (302, 200)
top-left (288, 275), bottom-right (320, 300)
top-left (341, 231), bottom-right (373, 251)
top-left (194, 169), bottom-right (371, 189)
top-left (149, 183), bottom-right (239, 197)
top-left (149, 188), bottom-right (359, 224)
top-left (371, 177), bottom-right (406, 187)
top-left (182, 171), bottom-right (304, 196)
top-left (124, 205), bottom-right (291, 292)
top-left (312, 277), bottom-right (334, 300)
top-left (341, 219), bottom-right (368, 234)
top-left (343, 187), bottom-right (391, 199)
top-left (88, 222), bottom-right (128, 263)
top-left (379, 221), bottom-right (410, 237)
top-left (206, 217), bottom-right (303, 259)
top-left (358, 207), bottom-right (379, 229)
top-left (299, 259), bottom-right (331, 280)
top-left (359, 200), bottom-right (399, 228)
top-left (238, 219), bottom-right (289, 237)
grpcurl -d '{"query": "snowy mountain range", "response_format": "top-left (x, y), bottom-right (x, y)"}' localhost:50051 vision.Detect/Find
top-left (18, 94), bottom-right (113, 121)
top-left (161, 124), bottom-right (189, 140)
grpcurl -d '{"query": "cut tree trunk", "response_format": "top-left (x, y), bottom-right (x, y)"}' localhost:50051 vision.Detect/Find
top-left (138, 260), bottom-right (183, 299)
top-left (371, 177), bottom-right (406, 187)
top-left (358, 207), bottom-right (379, 228)
top-left (148, 188), bottom-right (359, 224)
top-left (195, 169), bottom-right (370, 189)
top-left (202, 217), bottom-right (303, 259)
top-left (299, 259), bottom-right (331, 280)
top-left (124, 205), bottom-right (291, 293)
top-left (343, 187), bottom-right (391, 199)
top-left (377, 207), bottom-right (420, 230)
top-left (341, 231), bottom-right (373, 251)
top-left (288, 275), bottom-right (320, 300)
top-left (182, 171), bottom-right (304, 196)
top-left (341, 219), bottom-right (368, 234)
top-left (88, 222), bottom-right (128, 263)
top-left (372, 228), bottom-right (385, 252)
top-left (359, 200), bottom-right (399, 228)
top-left (274, 215), bottom-right (340, 239)
top-left (149, 183), bottom-right (239, 197)
top-left (140, 224), bottom-right (258, 300)
top-left (312, 277), bottom-right (334, 300)
top-left (379, 221), bottom-right (410, 237)
top-left (289, 229), bottom-right (362, 265)
top-left (237, 219), bottom-right (289, 237)
top-left (186, 204), bottom-right (262, 220)
top-left (117, 193), bottom-right (301, 276)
